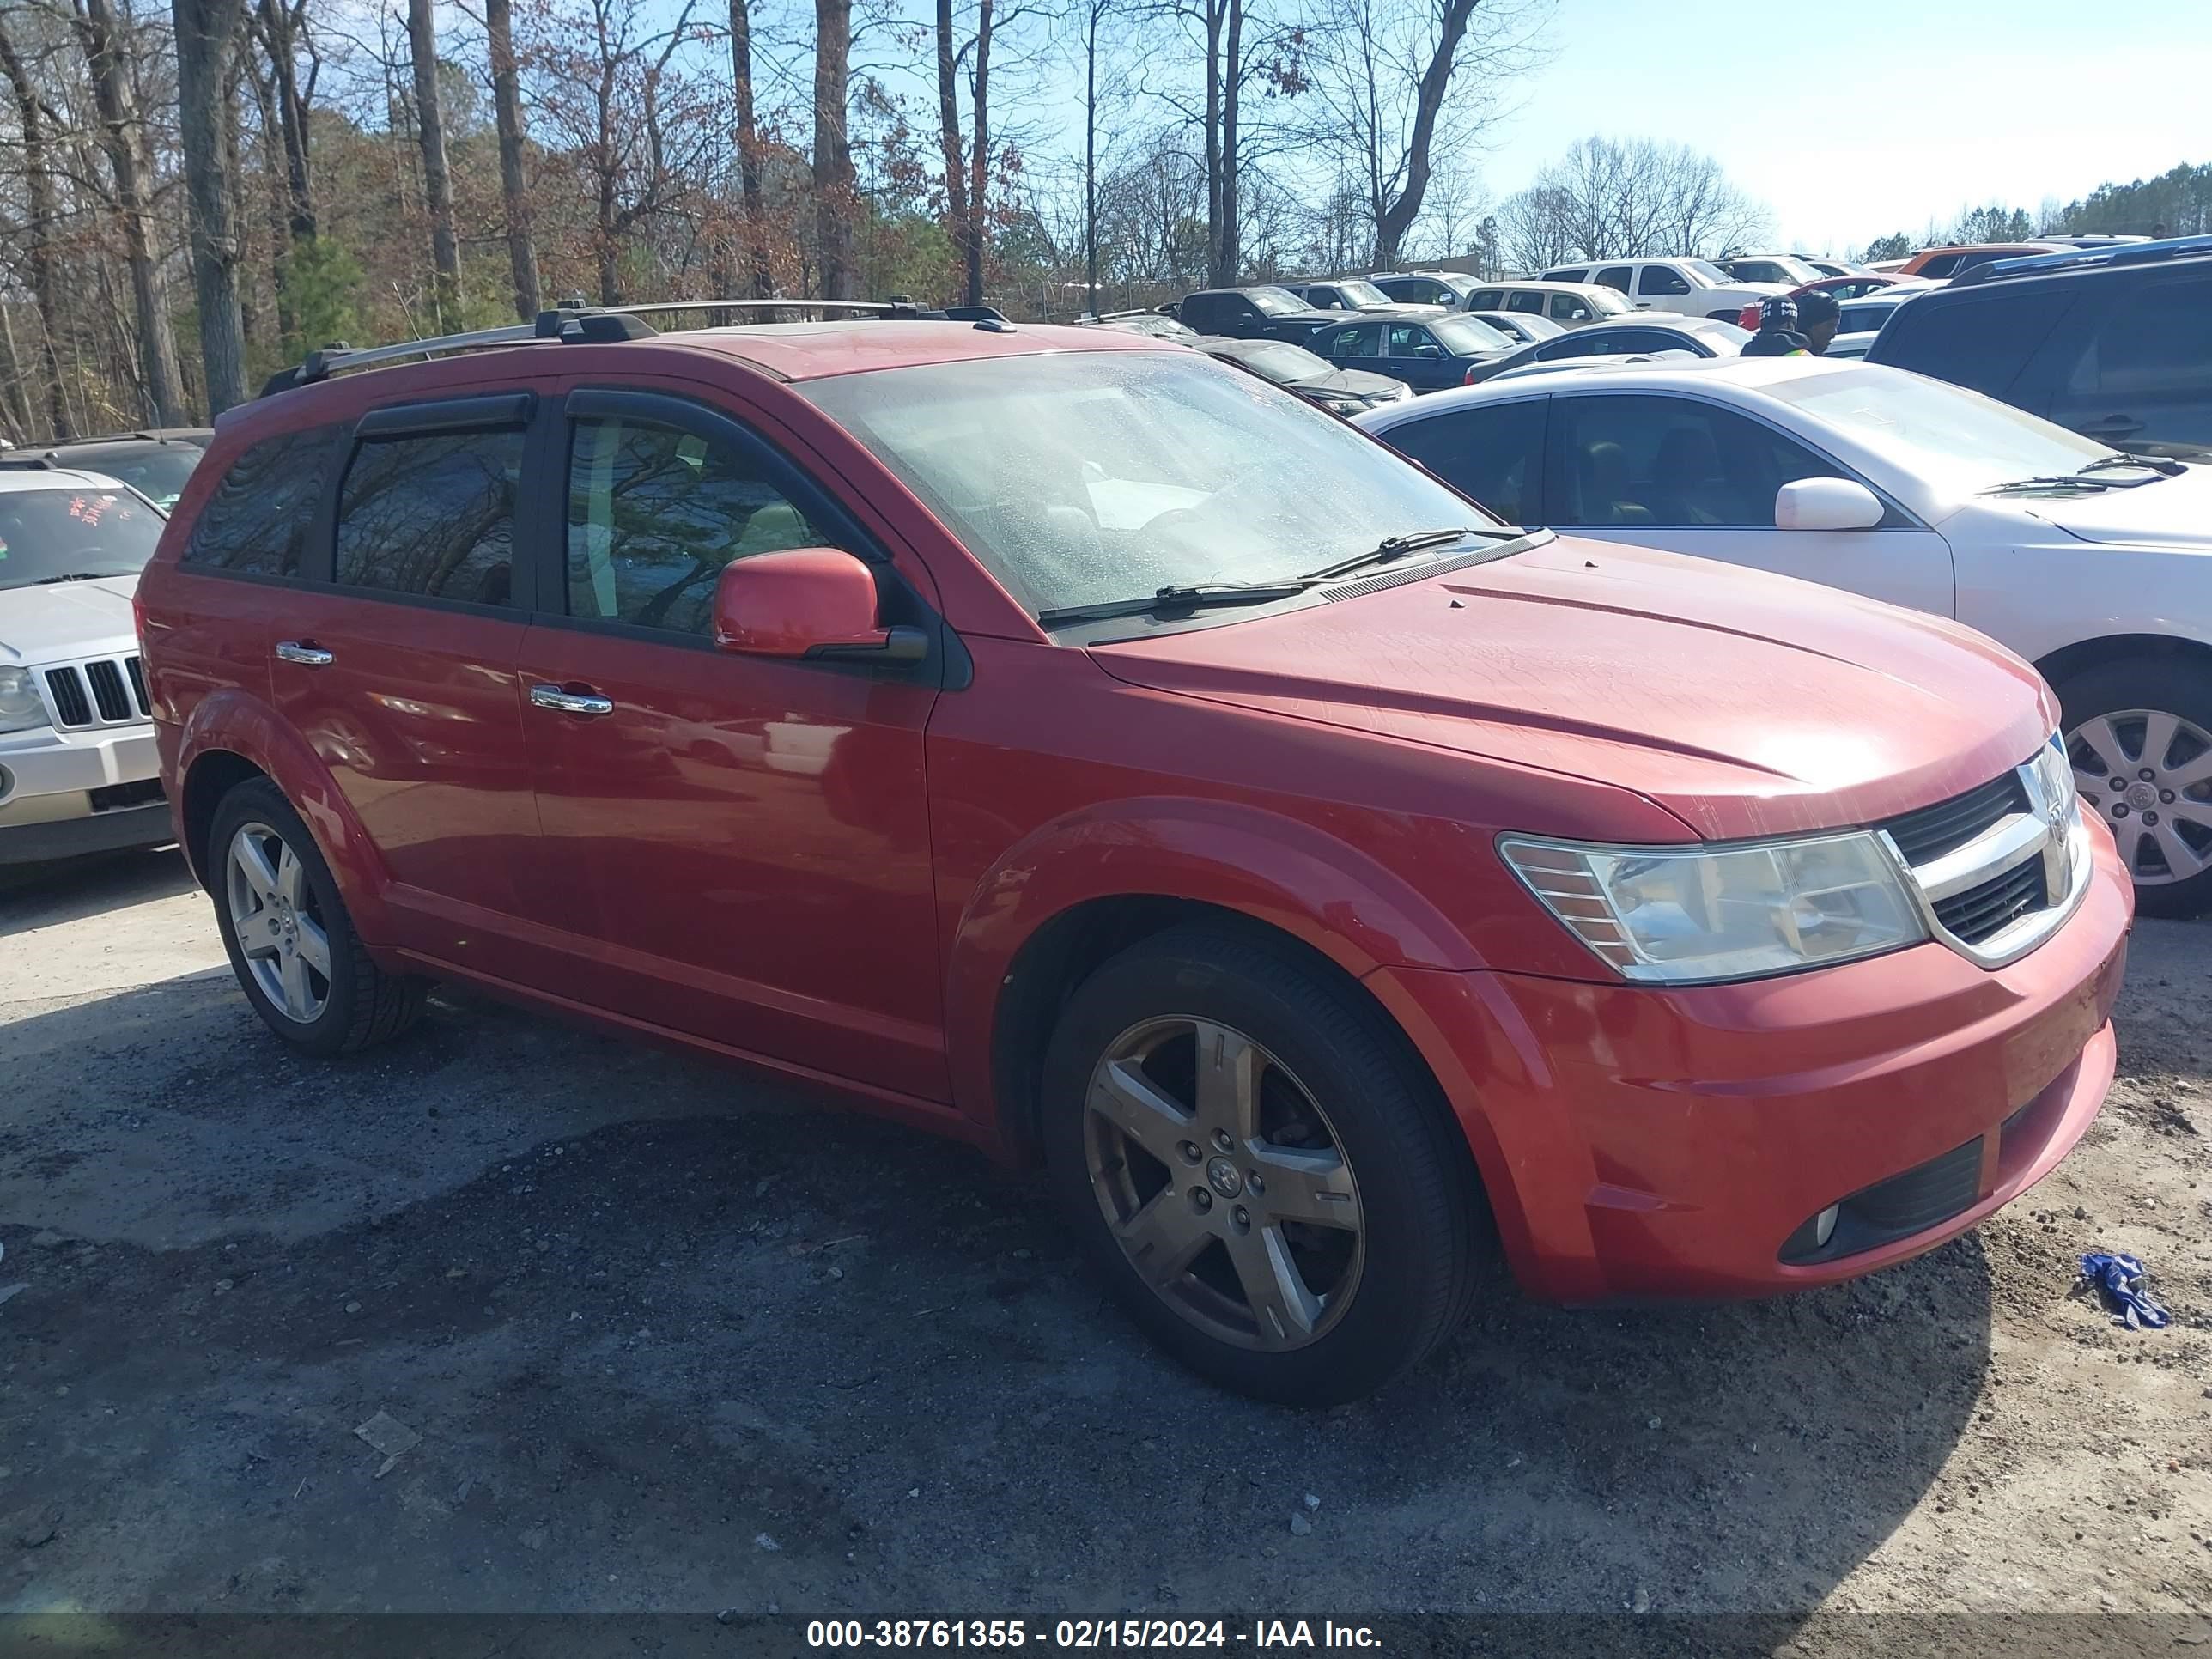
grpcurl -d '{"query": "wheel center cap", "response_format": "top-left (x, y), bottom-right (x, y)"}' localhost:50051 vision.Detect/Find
top-left (1206, 1156), bottom-right (1243, 1199)
top-left (2128, 781), bottom-right (2158, 809)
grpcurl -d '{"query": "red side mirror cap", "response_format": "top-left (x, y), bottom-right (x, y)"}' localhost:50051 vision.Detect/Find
top-left (713, 548), bottom-right (926, 664)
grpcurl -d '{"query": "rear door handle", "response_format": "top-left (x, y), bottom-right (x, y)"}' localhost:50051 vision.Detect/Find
top-left (529, 684), bottom-right (615, 717)
top-left (275, 641), bottom-right (333, 666)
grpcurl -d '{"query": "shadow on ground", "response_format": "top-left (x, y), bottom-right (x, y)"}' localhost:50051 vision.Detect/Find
top-left (0, 846), bottom-right (195, 938)
top-left (0, 973), bottom-right (1988, 1620)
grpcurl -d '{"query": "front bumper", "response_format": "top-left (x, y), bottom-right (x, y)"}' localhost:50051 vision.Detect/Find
top-left (1376, 824), bottom-right (2132, 1302)
top-left (0, 721), bottom-right (168, 863)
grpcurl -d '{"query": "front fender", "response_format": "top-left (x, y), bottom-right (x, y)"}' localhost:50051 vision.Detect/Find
top-left (176, 688), bottom-right (397, 942)
top-left (942, 794), bottom-right (1487, 1141)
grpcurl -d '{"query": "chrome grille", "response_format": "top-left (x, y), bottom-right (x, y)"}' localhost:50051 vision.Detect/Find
top-left (1876, 744), bottom-right (2087, 968)
top-left (40, 654), bottom-right (148, 730)
top-left (1934, 859), bottom-right (2047, 944)
top-left (1883, 772), bottom-right (2028, 864)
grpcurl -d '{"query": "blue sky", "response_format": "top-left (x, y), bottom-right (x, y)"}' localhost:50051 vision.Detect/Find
top-left (1464, 0), bottom-right (2211, 254)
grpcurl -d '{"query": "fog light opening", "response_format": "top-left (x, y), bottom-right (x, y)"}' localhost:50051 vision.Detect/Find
top-left (1781, 1200), bottom-right (1844, 1264)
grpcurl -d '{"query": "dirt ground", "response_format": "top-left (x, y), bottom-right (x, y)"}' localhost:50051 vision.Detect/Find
top-left (2, 848), bottom-right (2209, 1638)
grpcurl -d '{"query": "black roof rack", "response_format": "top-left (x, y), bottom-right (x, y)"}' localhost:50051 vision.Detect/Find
top-left (257, 296), bottom-right (962, 398)
top-left (1951, 233), bottom-right (2212, 286)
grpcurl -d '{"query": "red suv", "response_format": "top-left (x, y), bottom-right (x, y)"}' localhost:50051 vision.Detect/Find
top-left (137, 310), bottom-right (2131, 1404)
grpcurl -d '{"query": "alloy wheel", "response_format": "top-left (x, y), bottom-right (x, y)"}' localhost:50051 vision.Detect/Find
top-left (2069, 709), bottom-right (2212, 885)
top-left (225, 821), bottom-right (333, 1024)
top-left (1083, 1015), bottom-right (1364, 1351)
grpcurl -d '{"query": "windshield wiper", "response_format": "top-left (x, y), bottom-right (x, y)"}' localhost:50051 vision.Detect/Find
top-left (1981, 475), bottom-right (2115, 495)
top-left (34, 572), bottom-right (107, 584)
top-left (1037, 580), bottom-right (1314, 627)
top-left (1301, 527), bottom-right (1497, 583)
top-left (2079, 453), bottom-right (2184, 479)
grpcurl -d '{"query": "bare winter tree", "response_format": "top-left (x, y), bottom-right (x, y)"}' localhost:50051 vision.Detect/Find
top-left (526, 0), bottom-right (711, 304)
top-left (934, 0), bottom-right (973, 299)
top-left (1066, 0), bottom-right (1128, 315)
top-left (406, 0), bottom-right (462, 320)
top-left (0, 12), bottom-right (73, 435)
top-left (173, 0), bottom-right (250, 411)
top-left (1496, 136), bottom-right (1768, 267)
top-left (813, 0), bottom-right (856, 296)
top-left (1096, 127), bottom-right (1206, 287)
top-left (1297, 0), bottom-right (1544, 270)
top-left (483, 0), bottom-right (541, 317)
top-left (75, 0), bottom-right (187, 422)
top-left (726, 0), bottom-right (769, 295)
top-left (252, 0), bottom-right (317, 245)
top-left (1492, 179), bottom-right (1571, 271)
top-left (1197, 0), bottom-right (1242, 284)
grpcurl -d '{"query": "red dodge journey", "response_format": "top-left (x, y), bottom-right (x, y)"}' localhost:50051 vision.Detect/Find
top-left (135, 307), bottom-right (2131, 1404)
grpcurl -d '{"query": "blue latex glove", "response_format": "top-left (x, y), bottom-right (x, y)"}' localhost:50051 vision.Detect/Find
top-left (2081, 1251), bottom-right (2170, 1330)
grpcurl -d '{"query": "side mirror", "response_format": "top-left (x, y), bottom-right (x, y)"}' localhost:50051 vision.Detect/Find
top-left (1777, 477), bottom-right (1885, 532)
top-left (713, 548), bottom-right (927, 664)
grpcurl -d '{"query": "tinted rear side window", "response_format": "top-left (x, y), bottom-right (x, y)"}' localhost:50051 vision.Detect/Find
top-left (1874, 290), bottom-right (2072, 398)
top-left (182, 426), bottom-right (335, 577)
top-left (1384, 402), bottom-right (1546, 525)
top-left (334, 429), bottom-right (525, 606)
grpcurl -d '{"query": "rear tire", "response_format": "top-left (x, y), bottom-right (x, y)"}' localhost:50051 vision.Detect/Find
top-left (208, 777), bottom-right (426, 1054)
top-left (1040, 922), bottom-right (1486, 1406)
top-left (2057, 658), bottom-right (2212, 918)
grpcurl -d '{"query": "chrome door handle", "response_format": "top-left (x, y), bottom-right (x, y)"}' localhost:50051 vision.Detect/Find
top-left (529, 684), bottom-right (614, 717)
top-left (275, 641), bottom-right (333, 666)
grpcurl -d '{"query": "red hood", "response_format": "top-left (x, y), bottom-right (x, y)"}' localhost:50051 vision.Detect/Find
top-left (1092, 537), bottom-right (2057, 841)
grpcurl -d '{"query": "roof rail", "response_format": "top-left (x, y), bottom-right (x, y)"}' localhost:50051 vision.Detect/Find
top-left (571, 297), bottom-right (951, 324)
top-left (258, 295), bottom-right (964, 398)
top-left (259, 319), bottom-right (553, 397)
top-left (1952, 233), bottom-right (2212, 286)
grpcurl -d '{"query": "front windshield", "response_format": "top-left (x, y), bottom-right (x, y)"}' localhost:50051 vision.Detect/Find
top-left (60, 446), bottom-right (202, 508)
top-left (1778, 366), bottom-right (2127, 494)
top-left (801, 350), bottom-right (1502, 617)
top-left (0, 485), bottom-right (165, 591)
top-left (1336, 281), bottom-right (1394, 308)
top-left (1246, 286), bottom-right (1307, 316)
top-left (1232, 342), bottom-right (1335, 382)
top-left (1432, 316), bottom-right (1512, 353)
top-left (1681, 259), bottom-right (1732, 285)
top-left (1587, 288), bottom-right (1633, 314)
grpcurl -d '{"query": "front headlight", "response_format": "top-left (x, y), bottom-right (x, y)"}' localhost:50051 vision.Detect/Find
top-left (1323, 397), bottom-right (1363, 415)
top-left (1500, 830), bottom-right (1927, 984)
top-left (0, 667), bottom-right (50, 735)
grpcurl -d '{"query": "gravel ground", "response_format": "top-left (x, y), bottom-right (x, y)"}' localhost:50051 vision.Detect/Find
top-left (2, 848), bottom-right (2209, 1636)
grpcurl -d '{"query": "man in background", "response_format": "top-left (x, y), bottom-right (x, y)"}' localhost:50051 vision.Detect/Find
top-left (1742, 290), bottom-right (1841, 356)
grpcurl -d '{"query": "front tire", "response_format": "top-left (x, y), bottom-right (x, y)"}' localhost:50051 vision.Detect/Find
top-left (208, 777), bottom-right (426, 1054)
top-left (1040, 923), bottom-right (1486, 1405)
top-left (2057, 658), bottom-right (2212, 918)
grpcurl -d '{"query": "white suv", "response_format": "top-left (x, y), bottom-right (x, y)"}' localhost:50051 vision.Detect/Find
top-left (0, 470), bottom-right (171, 863)
top-left (1540, 258), bottom-right (1788, 323)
